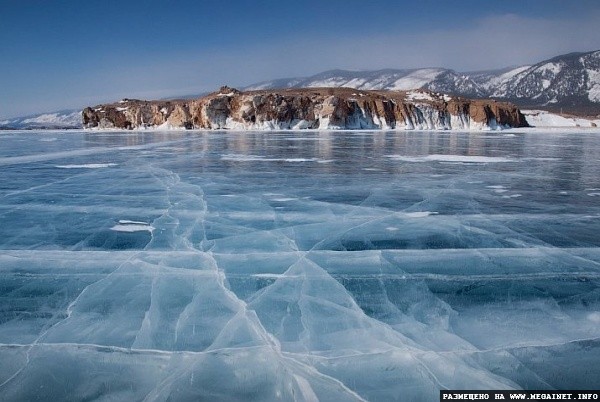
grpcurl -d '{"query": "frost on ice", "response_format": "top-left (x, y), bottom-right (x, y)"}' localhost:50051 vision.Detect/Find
top-left (0, 130), bottom-right (599, 401)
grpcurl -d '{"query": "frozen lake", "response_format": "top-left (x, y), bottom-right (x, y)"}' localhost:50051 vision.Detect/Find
top-left (1, 130), bottom-right (599, 400)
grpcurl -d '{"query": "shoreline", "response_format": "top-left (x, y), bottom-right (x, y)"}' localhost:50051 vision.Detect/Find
top-left (3, 126), bottom-right (600, 135)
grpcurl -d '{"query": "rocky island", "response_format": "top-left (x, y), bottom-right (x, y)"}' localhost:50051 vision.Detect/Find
top-left (82, 86), bottom-right (528, 131)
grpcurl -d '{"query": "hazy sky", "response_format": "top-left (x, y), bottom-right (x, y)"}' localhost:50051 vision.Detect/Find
top-left (2, 0), bottom-right (600, 118)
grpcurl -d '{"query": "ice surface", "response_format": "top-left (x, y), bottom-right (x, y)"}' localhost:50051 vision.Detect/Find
top-left (1, 130), bottom-right (600, 400)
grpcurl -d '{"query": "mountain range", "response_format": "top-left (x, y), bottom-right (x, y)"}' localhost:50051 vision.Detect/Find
top-left (0, 110), bottom-right (82, 130)
top-left (246, 50), bottom-right (600, 116)
top-left (2, 50), bottom-right (599, 129)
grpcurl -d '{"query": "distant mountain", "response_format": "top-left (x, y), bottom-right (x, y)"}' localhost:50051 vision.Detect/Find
top-left (479, 51), bottom-right (600, 114)
top-left (4, 50), bottom-right (599, 129)
top-left (0, 110), bottom-right (81, 130)
top-left (245, 50), bottom-right (600, 115)
top-left (246, 68), bottom-right (483, 97)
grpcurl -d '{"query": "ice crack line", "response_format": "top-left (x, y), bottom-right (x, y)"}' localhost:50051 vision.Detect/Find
top-left (0, 249), bottom-right (143, 391)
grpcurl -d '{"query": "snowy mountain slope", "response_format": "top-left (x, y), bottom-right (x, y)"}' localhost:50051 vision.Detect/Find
top-left (246, 50), bottom-right (600, 114)
top-left (421, 69), bottom-right (484, 97)
top-left (246, 68), bottom-right (484, 97)
top-left (477, 51), bottom-right (600, 107)
top-left (0, 110), bottom-right (81, 129)
top-left (469, 66), bottom-right (532, 93)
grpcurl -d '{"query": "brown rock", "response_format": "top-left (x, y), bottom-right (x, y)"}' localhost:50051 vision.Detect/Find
top-left (82, 87), bottom-right (529, 130)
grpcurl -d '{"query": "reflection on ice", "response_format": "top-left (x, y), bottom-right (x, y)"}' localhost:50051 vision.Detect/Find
top-left (386, 154), bottom-right (514, 163)
top-left (0, 130), bottom-right (600, 400)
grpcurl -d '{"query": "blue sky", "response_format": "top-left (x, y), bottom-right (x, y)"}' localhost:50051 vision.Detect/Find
top-left (1, 0), bottom-right (600, 118)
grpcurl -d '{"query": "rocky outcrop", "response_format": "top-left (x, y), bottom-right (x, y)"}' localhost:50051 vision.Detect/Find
top-left (82, 86), bottom-right (528, 131)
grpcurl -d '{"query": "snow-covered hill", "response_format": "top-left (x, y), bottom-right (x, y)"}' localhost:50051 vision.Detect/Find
top-left (246, 50), bottom-right (600, 114)
top-left (0, 110), bottom-right (81, 129)
top-left (247, 68), bottom-right (483, 97)
top-left (481, 51), bottom-right (600, 110)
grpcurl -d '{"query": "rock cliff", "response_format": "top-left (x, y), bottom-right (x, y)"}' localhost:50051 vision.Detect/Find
top-left (82, 87), bottom-right (528, 130)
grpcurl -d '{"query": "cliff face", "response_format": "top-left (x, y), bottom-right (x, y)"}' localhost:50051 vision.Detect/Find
top-left (82, 87), bottom-right (528, 130)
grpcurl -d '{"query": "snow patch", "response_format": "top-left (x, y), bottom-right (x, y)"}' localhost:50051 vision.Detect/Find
top-left (221, 154), bottom-right (317, 163)
top-left (484, 65), bottom-right (531, 89)
top-left (390, 69), bottom-right (443, 90)
top-left (523, 110), bottom-right (600, 128)
top-left (539, 62), bottom-right (562, 75)
top-left (55, 163), bottom-right (118, 169)
top-left (386, 155), bottom-right (514, 163)
top-left (587, 69), bottom-right (600, 102)
top-left (118, 220), bottom-right (149, 225)
top-left (404, 211), bottom-right (439, 218)
top-left (110, 223), bottom-right (154, 233)
top-left (405, 91), bottom-right (434, 102)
